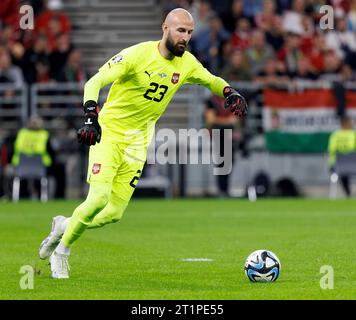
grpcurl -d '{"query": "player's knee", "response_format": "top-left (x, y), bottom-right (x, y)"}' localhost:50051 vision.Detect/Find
top-left (108, 201), bottom-right (128, 223)
top-left (93, 208), bottom-right (122, 227)
top-left (94, 193), bottom-right (110, 210)
top-left (111, 204), bottom-right (127, 222)
top-left (85, 192), bottom-right (110, 214)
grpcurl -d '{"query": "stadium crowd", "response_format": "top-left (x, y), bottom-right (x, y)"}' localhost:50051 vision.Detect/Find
top-left (163, 0), bottom-right (356, 84)
top-left (0, 0), bottom-right (87, 88)
top-left (1, 0), bottom-right (356, 88)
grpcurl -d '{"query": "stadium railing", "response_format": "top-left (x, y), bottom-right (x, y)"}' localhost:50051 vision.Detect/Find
top-left (3, 80), bottom-right (356, 198)
top-left (0, 84), bottom-right (28, 128)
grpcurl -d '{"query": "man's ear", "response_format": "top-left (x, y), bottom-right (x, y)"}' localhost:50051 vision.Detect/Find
top-left (162, 22), bottom-right (168, 33)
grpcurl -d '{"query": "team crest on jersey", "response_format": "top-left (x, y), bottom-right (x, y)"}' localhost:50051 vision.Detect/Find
top-left (171, 73), bottom-right (180, 84)
top-left (111, 55), bottom-right (123, 64)
top-left (92, 163), bottom-right (101, 174)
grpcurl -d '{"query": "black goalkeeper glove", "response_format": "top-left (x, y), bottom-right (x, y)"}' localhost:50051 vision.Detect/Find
top-left (77, 100), bottom-right (102, 146)
top-left (223, 86), bottom-right (248, 118)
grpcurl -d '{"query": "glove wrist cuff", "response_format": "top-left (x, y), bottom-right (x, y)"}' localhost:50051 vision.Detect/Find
top-left (84, 100), bottom-right (99, 115)
top-left (223, 86), bottom-right (235, 98)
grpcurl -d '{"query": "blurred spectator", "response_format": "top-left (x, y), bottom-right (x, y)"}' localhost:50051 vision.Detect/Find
top-left (304, 0), bottom-right (328, 26)
top-left (36, 0), bottom-right (70, 31)
top-left (348, 0), bottom-right (356, 31)
top-left (57, 50), bottom-right (88, 85)
top-left (255, 0), bottom-right (277, 31)
top-left (20, 29), bottom-right (37, 51)
top-left (308, 32), bottom-right (327, 74)
top-left (190, 0), bottom-right (215, 36)
top-left (209, 0), bottom-right (231, 15)
top-left (299, 14), bottom-right (315, 56)
top-left (56, 50), bottom-right (88, 111)
top-left (205, 95), bottom-right (241, 197)
top-left (265, 15), bottom-right (285, 51)
top-left (36, 58), bottom-right (51, 83)
top-left (0, 24), bottom-right (23, 64)
top-left (275, 0), bottom-right (293, 14)
top-left (0, 46), bottom-right (24, 89)
top-left (319, 49), bottom-right (343, 81)
top-left (20, 34), bottom-right (50, 84)
top-left (11, 115), bottom-right (66, 199)
top-left (26, 0), bottom-right (45, 16)
top-left (0, 24), bottom-right (20, 48)
top-left (328, 115), bottom-right (356, 197)
top-left (282, 0), bottom-right (306, 35)
top-left (191, 14), bottom-right (230, 73)
top-left (35, 0), bottom-right (71, 52)
top-left (47, 15), bottom-right (65, 52)
top-left (277, 31), bottom-right (303, 74)
top-left (0, 0), bottom-right (20, 28)
top-left (220, 49), bottom-right (253, 82)
top-left (255, 58), bottom-right (289, 85)
top-left (246, 30), bottom-right (275, 76)
top-left (290, 55), bottom-right (318, 80)
top-left (161, 0), bottom-right (192, 17)
top-left (11, 116), bottom-right (52, 168)
top-left (11, 116), bottom-right (53, 199)
top-left (242, 0), bottom-right (264, 20)
top-left (220, 0), bottom-right (247, 32)
top-left (325, 13), bottom-right (356, 67)
top-left (49, 33), bottom-right (73, 80)
top-left (229, 17), bottom-right (252, 51)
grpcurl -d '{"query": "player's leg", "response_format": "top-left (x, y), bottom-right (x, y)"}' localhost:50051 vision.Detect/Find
top-left (42, 140), bottom-right (119, 278)
top-left (43, 157), bottom-right (142, 235)
top-left (340, 175), bottom-right (351, 197)
top-left (60, 181), bottom-right (112, 245)
top-left (87, 152), bottom-right (144, 229)
top-left (86, 198), bottom-right (128, 229)
top-left (39, 139), bottom-right (119, 260)
top-left (48, 181), bottom-right (113, 279)
top-left (49, 153), bottom-right (142, 279)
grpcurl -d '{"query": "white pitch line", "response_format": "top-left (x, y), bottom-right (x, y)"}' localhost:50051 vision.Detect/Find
top-left (181, 258), bottom-right (213, 262)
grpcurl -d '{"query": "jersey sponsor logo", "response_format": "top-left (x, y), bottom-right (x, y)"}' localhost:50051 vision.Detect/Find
top-left (92, 163), bottom-right (101, 174)
top-left (171, 73), bottom-right (180, 84)
top-left (111, 54), bottom-right (123, 64)
top-left (158, 72), bottom-right (167, 78)
top-left (145, 70), bottom-right (153, 78)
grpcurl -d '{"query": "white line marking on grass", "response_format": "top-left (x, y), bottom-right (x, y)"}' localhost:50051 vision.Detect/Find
top-left (181, 258), bottom-right (213, 262)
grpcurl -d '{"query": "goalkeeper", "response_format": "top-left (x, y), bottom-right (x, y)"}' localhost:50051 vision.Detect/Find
top-left (38, 8), bottom-right (248, 279)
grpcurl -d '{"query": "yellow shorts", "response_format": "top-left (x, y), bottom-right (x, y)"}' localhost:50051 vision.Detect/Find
top-left (86, 139), bottom-right (145, 203)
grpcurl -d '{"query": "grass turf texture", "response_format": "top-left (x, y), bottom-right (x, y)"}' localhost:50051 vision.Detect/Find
top-left (1, 199), bottom-right (356, 300)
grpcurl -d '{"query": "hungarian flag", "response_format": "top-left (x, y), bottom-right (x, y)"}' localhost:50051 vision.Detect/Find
top-left (263, 88), bottom-right (356, 153)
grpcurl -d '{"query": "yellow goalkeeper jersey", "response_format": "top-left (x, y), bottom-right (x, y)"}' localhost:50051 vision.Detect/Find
top-left (84, 40), bottom-right (229, 160)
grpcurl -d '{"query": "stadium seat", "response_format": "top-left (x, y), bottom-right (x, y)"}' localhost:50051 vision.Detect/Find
top-left (12, 155), bottom-right (49, 202)
top-left (329, 152), bottom-right (356, 199)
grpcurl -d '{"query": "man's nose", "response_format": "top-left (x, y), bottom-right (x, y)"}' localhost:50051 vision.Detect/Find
top-left (182, 33), bottom-right (190, 43)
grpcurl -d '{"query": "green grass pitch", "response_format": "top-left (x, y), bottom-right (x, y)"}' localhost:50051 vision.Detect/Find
top-left (1, 198), bottom-right (356, 300)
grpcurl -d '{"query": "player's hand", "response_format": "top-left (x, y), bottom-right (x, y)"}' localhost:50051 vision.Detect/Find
top-left (77, 100), bottom-right (102, 146)
top-left (223, 86), bottom-right (248, 118)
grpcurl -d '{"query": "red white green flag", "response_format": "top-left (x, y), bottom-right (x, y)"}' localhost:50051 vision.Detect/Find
top-left (263, 89), bottom-right (356, 152)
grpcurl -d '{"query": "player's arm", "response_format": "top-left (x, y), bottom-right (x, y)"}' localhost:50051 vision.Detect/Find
top-left (185, 57), bottom-right (248, 118)
top-left (78, 53), bottom-right (133, 146)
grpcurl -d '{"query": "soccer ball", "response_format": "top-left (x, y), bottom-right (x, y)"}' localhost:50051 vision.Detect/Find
top-left (244, 249), bottom-right (281, 282)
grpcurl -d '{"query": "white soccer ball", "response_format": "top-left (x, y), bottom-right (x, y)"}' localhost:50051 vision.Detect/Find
top-left (244, 249), bottom-right (281, 282)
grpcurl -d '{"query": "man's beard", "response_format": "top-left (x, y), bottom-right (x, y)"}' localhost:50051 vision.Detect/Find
top-left (166, 36), bottom-right (186, 57)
